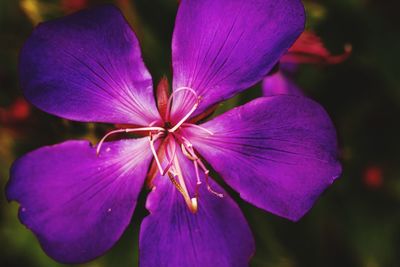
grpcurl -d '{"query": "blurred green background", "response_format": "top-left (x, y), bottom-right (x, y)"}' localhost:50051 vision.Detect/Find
top-left (1, 0), bottom-right (400, 266)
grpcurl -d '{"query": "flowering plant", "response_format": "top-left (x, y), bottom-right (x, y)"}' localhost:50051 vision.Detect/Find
top-left (7, 1), bottom-right (341, 266)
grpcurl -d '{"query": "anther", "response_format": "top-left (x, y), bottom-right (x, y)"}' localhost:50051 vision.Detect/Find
top-left (190, 197), bottom-right (198, 212)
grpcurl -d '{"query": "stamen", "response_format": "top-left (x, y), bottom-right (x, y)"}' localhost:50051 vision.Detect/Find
top-left (194, 154), bottom-right (223, 198)
top-left (179, 140), bottom-right (202, 199)
top-left (173, 155), bottom-right (191, 201)
top-left (163, 137), bottom-right (177, 175)
top-left (168, 101), bottom-right (199, 133)
top-left (193, 160), bottom-right (202, 200)
top-left (168, 157), bottom-right (198, 213)
top-left (165, 87), bottom-right (201, 133)
top-left (174, 157), bottom-right (198, 213)
top-left (179, 138), bottom-right (224, 199)
top-left (168, 172), bottom-right (186, 197)
top-left (96, 126), bottom-right (164, 155)
top-left (205, 172), bottom-right (224, 198)
top-left (191, 197), bottom-right (198, 212)
top-left (149, 132), bottom-right (164, 175)
top-left (181, 143), bottom-right (197, 161)
top-left (168, 171), bottom-right (197, 212)
top-left (182, 123), bottom-right (214, 135)
top-left (149, 134), bottom-right (177, 176)
top-left (194, 161), bottom-right (202, 186)
top-left (180, 136), bottom-right (194, 149)
top-left (165, 86), bottom-right (198, 121)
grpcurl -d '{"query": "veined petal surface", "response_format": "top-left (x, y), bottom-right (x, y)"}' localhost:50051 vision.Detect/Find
top-left (7, 139), bottom-right (153, 263)
top-left (19, 5), bottom-right (160, 125)
top-left (171, 0), bottom-right (305, 121)
top-left (139, 150), bottom-right (254, 267)
top-left (187, 96), bottom-right (341, 221)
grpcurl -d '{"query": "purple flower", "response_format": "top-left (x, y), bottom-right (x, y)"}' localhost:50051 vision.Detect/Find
top-left (7, 1), bottom-right (341, 266)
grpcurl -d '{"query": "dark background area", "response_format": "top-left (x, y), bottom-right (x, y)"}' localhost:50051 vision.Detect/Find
top-left (1, 0), bottom-right (400, 266)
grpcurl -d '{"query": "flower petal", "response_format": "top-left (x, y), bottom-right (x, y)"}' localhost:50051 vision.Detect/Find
top-left (170, 0), bottom-right (305, 120)
top-left (6, 138), bottom-right (153, 263)
top-left (262, 71), bottom-right (303, 96)
top-left (19, 5), bottom-right (160, 125)
top-left (187, 96), bottom-right (341, 221)
top-left (139, 150), bottom-right (255, 267)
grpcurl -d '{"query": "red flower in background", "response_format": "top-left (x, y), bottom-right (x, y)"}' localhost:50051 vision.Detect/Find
top-left (263, 31), bottom-right (352, 96)
top-left (282, 31), bottom-right (352, 65)
top-left (0, 98), bottom-right (31, 124)
top-left (61, 0), bottom-right (88, 14)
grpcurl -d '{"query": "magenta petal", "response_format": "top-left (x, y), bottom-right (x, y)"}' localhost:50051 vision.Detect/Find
top-left (188, 96), bottom-right (341, 221)
top-left (19, 6), bottom-right (160, 125)
top-left (6, 139), bottom-right (153, 263)
top-left (171, 0), bottom-right (305, 119)
top-left (139, 150), bottom-right (254, 267)
top-left (262, 71), bottom-right (303, 96)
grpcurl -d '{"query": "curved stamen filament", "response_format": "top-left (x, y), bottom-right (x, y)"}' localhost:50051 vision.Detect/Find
top-left (181, 143), bottom-right (197, 161)
top-left (182, 123), bottom-right (214, 135)
top-left (165, 87), bottom-right (198, 121)
top-left (194, 161), bottom-right (201, 186)
top-left (149, 134), bottom-right (177, 176)
top-left (180, 142), bottom-right (202, 198)
top-left (204, 171), bottom-right (224, 198)
top-left (163, 137), bottom-right (177, 175)
top-left (168, 101), bottom-right (199, 133)
top-left (96, 126), bottom-right (164, 155)
top-left (179, 137), bottom-right (224, 198)
top-left (149, 132), bottom-right (164, 175)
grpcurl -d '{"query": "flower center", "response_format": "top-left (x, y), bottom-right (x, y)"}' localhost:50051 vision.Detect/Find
top-left (96, 87), bottom-right (222, 213)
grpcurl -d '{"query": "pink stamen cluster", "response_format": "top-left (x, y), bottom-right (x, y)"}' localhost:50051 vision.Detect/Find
top-left (97, 87), bottom-right (223, 213)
